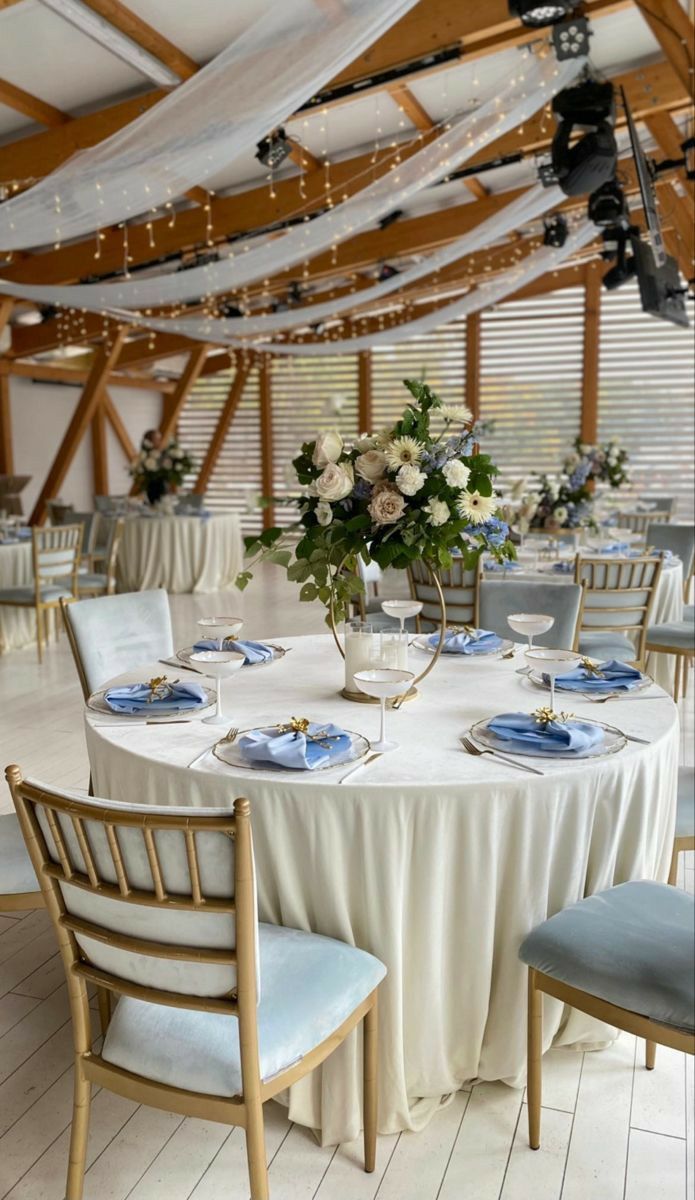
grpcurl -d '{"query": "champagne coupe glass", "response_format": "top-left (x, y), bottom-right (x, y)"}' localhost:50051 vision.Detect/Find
top-left (197, 615), bottom-right (244, 651)
top-left (190, 650), bottom-right (245, 725)
top-left (507, 612), bottom-right (554, 650)
top-left (353, 668), bottom-right (414, 752)
top-left (524, 647), bottom-right (582, 711)
top-left (380, 599), bottom-right (423, 634)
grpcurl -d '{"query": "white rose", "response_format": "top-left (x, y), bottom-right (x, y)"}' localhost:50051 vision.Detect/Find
top-left (315, 462), bottom-right (354, 502)
top-left (424, 497), bottom-right (450, 526)
top-left (355, 434), bottom-right (378, 452)
top-left (355, 449), bottom-right (387, 484)
top-left (144, 455), bottom-right (158, 470)
top-left (442, 459), bottom-right (471, 489)
top-left (315, 501), bottom-right (333, 526)
top-left (312, 430), bottom-right (343, 467)
top-left (396, 464), bottom-right (426, 496)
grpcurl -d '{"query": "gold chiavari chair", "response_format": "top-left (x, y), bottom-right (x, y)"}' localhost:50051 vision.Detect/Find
top-left (669, 768), bottom-right (695, 886)
top-left (408, 557), bottom-right (480, 632)
top-left (574, 554), bottom-right (663, 670)
top-left (71, 518), bottom-right (124, 597)
top-left (619, 511), bottom-right (671, 537)
top-left (7, 767), bottom-right (385, 1200)
top-left (0, 524), bottom-right (83, 661)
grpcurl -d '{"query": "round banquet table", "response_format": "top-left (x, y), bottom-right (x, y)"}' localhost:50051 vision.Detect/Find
top-left (483, 555), bottom-right (684, 691)
top-left (0, 540), bottom-right (35, 651)
top-left (86, 636), bottom-right (679, 1146)
top-left (116, 513), bottom-right (243, 594)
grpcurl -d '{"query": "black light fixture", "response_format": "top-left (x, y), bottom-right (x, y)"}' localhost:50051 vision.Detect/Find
top-left (39, 304), bottom-right (59, 323)
top-left (378, 263), bottom-right (400, 281)
top-left (508, 0), bottom-right (577, 28)
top-left (551, 79), bottom-right (617, 196)
top-left (542, 213), bottom-right (568, 247)
top-left (588, 179), bottom-right (626, 226)
top-left (218, 301), bottom-right (243, 319)
top-left (601, 226), bottom-right (636, 290)
top-left (552, 16), bottom-right (590, 59)
top-left (287, 281), bottom-right (303, 305)
top-left (255, 127), bottom-right (293, 170)
top-left (378, 208), bottom-right (404, 230)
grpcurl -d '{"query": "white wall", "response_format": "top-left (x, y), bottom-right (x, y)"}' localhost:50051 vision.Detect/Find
top-left (9, 377), bottom-right (162, 517)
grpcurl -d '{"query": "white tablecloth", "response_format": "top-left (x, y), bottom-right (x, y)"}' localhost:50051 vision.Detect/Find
top-left (0, 542), bottom-right (35, 651)
top-left (117, 513), bottom-right (243, 594)
top-left (484, 557), bottom-right (684, 690)
top-left (86, 635), bottom-right (679, 1145)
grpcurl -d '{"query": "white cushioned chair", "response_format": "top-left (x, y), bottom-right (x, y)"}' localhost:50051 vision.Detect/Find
top-left (670, 767), bottom-right (695, 885)
top-left (574, 555), bottom-right (662, 669)
top-left (7, 767), bottom-right (385, 1200)
top-left (645, 619), bottom-right (695, 701)
top-left (60, 588), bottom-right (174, 699)
top-left (0, 811), bottom-right (42, 912)
top-left (647, 524), bottom-right (694, 600)
top-left (520, 881), bottom-right (695, 1152)
top-left (70, 518), bottom-right (124, 598)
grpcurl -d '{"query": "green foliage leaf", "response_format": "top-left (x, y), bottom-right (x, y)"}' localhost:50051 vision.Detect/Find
top-left (299, 583), bottom-right (318, 602)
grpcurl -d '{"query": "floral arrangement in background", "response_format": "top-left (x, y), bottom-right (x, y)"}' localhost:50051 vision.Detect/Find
top-left (526, 437), bottom-right (629, 531)
top-left (563, 437), bottom-right (629, 491)
top-left (237, 379), bottom-right (515, 623)
top-left (129, 436), bottom-right (194, 506)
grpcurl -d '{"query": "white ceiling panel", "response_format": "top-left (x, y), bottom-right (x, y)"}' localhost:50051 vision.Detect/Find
top-left (121, 0), bottom-right (274, 67)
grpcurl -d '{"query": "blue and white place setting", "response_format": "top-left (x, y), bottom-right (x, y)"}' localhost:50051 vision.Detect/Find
top-left (212, 716), bottom-right (370, 773)
top-left (469, 707), bottom-right (628, 761)
top-left (87, 674), bottom-right (217, 721)
top-left (412, 626), bottom-right (513, 657)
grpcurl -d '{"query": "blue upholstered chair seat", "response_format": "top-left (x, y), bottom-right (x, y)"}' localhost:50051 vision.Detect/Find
top-left (0, 813), bottom-right (40, 894)
top-left (578, 631), bottom-right (636, 661)
top-left (520, 881), bottom-right (695, 1032)
top-left (646, 622), bottom-right (695, 651)
top-left (0, 584), bottom-right (73, 603)
top-left (676, 768), bottom-right (694, 840)
top-left (102, 922), bottom-right (386, 1098)
top-left (684, 605), bottom-right (694, 623)
top-left (58, 572), bottom-right (108, 591)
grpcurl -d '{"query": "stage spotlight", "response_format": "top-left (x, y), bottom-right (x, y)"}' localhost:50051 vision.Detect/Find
top-left (552, 16), bottom-right (590, 59)
top-left (588, 180), bottom-right (626, 226)
top-left (551, 79), bottom-right (617, 196)
top-left (378, 263), bottom-right (400, 281)
top-left (508, 0), bottom-right (577, 26)
top-left (543, 213), bottom-right (568, 247)
top-left (218, 301), bottom-right (243, 319)
top-left (39, 304), bottom-right (59, 323)
top-left (378, 209), bottom-right (404, 230)
top-left (601, 227), bottom-right (636, 290)
top-left (287, 281), bottom-right (303, 304)
top-left (255, 127), bottom-right (293, 170)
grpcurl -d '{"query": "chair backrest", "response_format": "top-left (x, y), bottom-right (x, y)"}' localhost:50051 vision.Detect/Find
top-left (61, 588), bottom-right (174, 698)
top-left (70, 511), bottom-right (100, 557)
top-left (620, 511), bottom-right (671, 534)
top-left (408, 557), bottom-right (480, 629)
top-left (47, 500), bottom-right (74, 525)
top-left (33, 524), bottom-right (83, 597)
top-left (645, 496), bottom-right (675, 515)
top-left (479, 580), bottom-right (583, 649)
top-left (7, 767), bottom-right (258, 1048)
top-left (175, 492), bottom-right (204, 514)
top-left (575, 555), bottom-right (663, 665)
top-left (647, 523), bottom-right (694, 585)
top-left (103, 518), bottom-right (124, 594)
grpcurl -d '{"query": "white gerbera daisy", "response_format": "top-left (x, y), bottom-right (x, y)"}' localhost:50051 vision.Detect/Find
top-left (384, 436), bottom-right (424, 471)
top-left (440, 403), bottom-right (473, 424)
top-left (458, 490), bottom-right (497, 525)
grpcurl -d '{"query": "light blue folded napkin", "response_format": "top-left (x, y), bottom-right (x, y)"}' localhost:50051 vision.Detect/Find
top-left (552, 561), bottom-right (574, 574)
top-left (487, 711), bottom-right (604, 754)
top-left (429, 628), bottom-right (503, 655)
top-left (238, 722), bottom-right (351, 770)
top-left (600, 541), bottom-right (631, 554)
top-left (484, 560), bottom-right (521, 573)
top-left (547, 659), bottom-right (643, 693)
top-left (104, 681), bottom-right (208, 713)
top-left (652, 549), bottom-right (673, 561)
top-left (16, 527), bottom-right (32, 539)
top-left (193, 638), bottom-right (274, 664)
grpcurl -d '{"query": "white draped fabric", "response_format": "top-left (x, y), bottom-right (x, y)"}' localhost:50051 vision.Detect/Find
top-left (0, 543), bottom-right (35, 651)
top-left (116, 514), bottom-right (243, 594)
top-left (86, 635), bottom-right (679, 1145)
top-left (0, 52), bottom-right (584, 309)
top-left (0, 0), bottom-right (419, 251)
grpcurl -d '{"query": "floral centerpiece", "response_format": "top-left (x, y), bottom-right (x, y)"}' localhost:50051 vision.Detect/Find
top-left (237, 379), bottom-right (515, 624)
top-left (529, 437), bottom-right (629, 532)
top-left (564, 437), bottom-right (629, 490)
top-left (129, 436), bottom-right (194, 507)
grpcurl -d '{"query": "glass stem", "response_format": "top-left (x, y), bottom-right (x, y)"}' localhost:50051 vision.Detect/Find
top-left (550, 678), bottom-right (555, 711)
top-left (379, 697), bottom-right (387, 745)
top-left (216, 677), bottom-right (222, 719)
top-left (528, 633), bottom-right (534, 650)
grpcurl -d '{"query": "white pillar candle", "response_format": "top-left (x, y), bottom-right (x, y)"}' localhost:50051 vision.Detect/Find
top-left (344, 629), bottom-right (375, 693)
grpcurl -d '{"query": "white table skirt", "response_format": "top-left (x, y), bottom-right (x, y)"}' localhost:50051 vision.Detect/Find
top-left (117, 513), bottom-right (243, 594)
top-left (86, 635), bottom-right (679, 1145)
top-left (0, 542), bottom-right (35, 651)
top-left (485, 558), bottom-right (684, 690)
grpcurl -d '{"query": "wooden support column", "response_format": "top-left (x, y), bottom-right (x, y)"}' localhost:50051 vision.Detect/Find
top-left (580, 262), bottom-right (602, 445)
top-left (0, 365), bottom-right (13, 474)
top-left (194, 357), bottom-right (250, 494)
top-left (259, 358), bottom-right (274, 530)
top-left (30, 330), bottom-right (125, 525)
top-left (158, 344), bottom-right (210, 444)
top-left (102, 392), bottom-right (136, 462)
top-left (0, 298), bottom-right (13, 339)
top-left (91, 400), bottom-right (109, 496)
top-left (357, 351), bottom-right (373, 432)
top-left (465, 312), bottom-right (481, 420)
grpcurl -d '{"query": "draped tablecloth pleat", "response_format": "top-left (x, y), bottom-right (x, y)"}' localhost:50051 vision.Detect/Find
top-left (117, 514), bottom-right (243, 594)
top-left (0, 543), bottom-right (35, 651)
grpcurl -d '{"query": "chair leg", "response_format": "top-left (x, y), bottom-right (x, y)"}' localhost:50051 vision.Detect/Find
top-left (363, 994), bottom-right (379, 1173)
top-left (645, 1041), bottom-right (656, 1070)
top-left (36, 606), bottom-right (44, 664)
top-left (527, 969), bottom-right (542, 1150)
top-left (244, 1098), bottom-right (269, 1200)
top-left (674, 655), bottom-right (682, 702)
top-left (683, 657), bottom-right (689, 699)
top-left (96, 988), bottom-right (111, 1036)
top-left (668, 842), bottom-right (679, 887)
top-left (66, 1059), bottom-right (91, 1200)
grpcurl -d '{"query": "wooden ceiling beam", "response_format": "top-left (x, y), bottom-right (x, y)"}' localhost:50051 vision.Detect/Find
top-left (77, 0), bottom-right (199, 80)
top-left (5, 358), bottom-right (175, 390)
top-left (644, 110), bottom-right (694, 212)
top-left (0, 76), bottom-right (68, 126)
top-left (193, 356), bottom-right (250, 493)
top-left (632, 0), bottom-right (694, 98)
top-left (387, 80), bottom-right (488, 199)
top-left (102, 390), bottom-right (136, 462)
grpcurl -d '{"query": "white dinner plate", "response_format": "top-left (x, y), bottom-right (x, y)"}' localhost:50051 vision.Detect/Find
top-left (177, 642), bottom-right (286, 669)
top-left (87, 685), bottom-right (217, 719)
top-left (412, 634), bottom-right (514, 658)
top-left (213, 726), bottom-right (371, 773)
top-left (469, 715), bottom-right (627, 761)
top-left (525, 666), bottom-right (653, 697)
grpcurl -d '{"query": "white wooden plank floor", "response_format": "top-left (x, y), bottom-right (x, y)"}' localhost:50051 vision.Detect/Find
top-left (0, 567), bottom-right (692, 1200)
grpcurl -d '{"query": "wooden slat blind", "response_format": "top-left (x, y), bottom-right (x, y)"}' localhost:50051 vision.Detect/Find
top-left (371, 325), bottom-right (467, 437)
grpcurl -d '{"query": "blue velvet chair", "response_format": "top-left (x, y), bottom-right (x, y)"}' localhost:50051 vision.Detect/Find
top-left (0, 812), bottom-right (42, 912)
top-left (647, 524), bottom-right (694, 596)
top-left (520, 881), bottom-right (695, 1151)
top-left (60, 588), bottom-right (174, 699)
top-left (71, 519), bottom-right (124, 597)
top-left (645, 619), bottom-right (695, 701)
top-left (575, 555), bottom-right (662, 668)
top-left (479, 580), bottom-right (583, 649)
top-left (7, 767), bottom-right (385, 1200)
